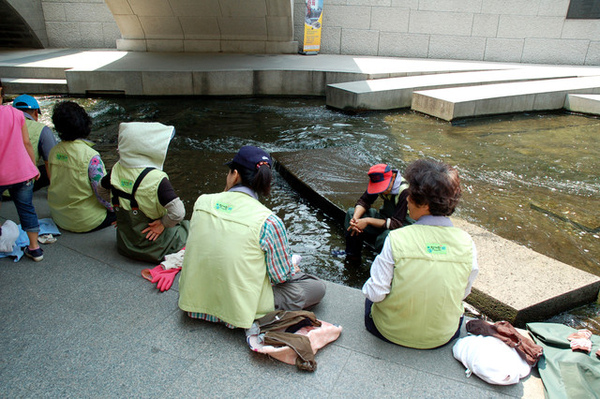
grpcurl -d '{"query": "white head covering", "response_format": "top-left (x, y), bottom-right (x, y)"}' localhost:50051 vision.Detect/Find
top-left (117, 122), bottom-right (175, 170)
top-left (390, 171), bottom-right (403, 195)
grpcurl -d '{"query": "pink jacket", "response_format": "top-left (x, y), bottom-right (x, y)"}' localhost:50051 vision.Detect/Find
top-left (0, 105), bottom-right (38, 186)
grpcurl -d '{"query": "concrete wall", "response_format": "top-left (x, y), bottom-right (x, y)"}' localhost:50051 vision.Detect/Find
top-left (7, 0), bottom-right (49, 47)
top-left (293, 0), bottom-right (600, 66)
top-left (40, 0), bottom-right (120, 48)
top-left (106, 0), bottom-right (297, 53)
top-left (12, 0), bottom-right (600, 65)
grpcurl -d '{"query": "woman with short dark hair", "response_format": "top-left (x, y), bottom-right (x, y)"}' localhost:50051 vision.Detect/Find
top-left (363, 158), bottom-right (478, 349)
top-left (47, 101), bottom-right (115, 233)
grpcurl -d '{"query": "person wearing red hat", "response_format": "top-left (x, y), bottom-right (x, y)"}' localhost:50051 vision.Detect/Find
top-left (344, 163), bottom-right (413, 261)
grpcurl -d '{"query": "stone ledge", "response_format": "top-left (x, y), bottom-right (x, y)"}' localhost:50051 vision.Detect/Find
top-left (564, 93), bottom-right (600, 116)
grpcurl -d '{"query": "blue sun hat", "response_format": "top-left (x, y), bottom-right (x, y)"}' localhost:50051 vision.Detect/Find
top-left (12, 94), bottom-right (41, 113)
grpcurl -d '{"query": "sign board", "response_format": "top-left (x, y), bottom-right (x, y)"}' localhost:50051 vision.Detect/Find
top-left (300, 0), bottom-right (323, 55)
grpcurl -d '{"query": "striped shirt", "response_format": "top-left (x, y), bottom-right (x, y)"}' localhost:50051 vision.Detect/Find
top-left (187, 212), bottom-right (294, 328)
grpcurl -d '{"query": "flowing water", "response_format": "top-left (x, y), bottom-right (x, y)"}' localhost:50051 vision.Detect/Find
top-left (34, 95), bottom-right (600, 331)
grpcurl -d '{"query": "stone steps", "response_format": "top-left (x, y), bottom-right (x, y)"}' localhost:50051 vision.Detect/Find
top-left (0, 57), bottom-right (69, 95)
top-left (325, 67), bottom-right (585, 112)
top-left (564, 93), bottom-right (600, 115)
top-left (2, 77), bottom-right (68, 94)
top-left (411, 75), bottom-right (600, 121)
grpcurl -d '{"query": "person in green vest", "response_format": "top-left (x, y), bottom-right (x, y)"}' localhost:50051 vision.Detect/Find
top-left (362, 159), bottom-right (479, 349)
top-left (344, 163), bottom-right (413, 261)
top-left (100, 122), bottom-right (189, 263)
top-left (48, 101), bottom-right (116, 233)
top-left (178, 145), bottom-right (326, 329)
top-left (12, 94), bottom-right (57, 191)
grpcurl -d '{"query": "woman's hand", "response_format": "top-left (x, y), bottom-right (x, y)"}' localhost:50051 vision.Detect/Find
top-left (142, 220), bottom-right (165, 241)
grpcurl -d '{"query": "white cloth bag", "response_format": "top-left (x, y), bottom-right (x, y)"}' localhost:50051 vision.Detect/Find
top-left (453, 335), bottom-right (532, 385)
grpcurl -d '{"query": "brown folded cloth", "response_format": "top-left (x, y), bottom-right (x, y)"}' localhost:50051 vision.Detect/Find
top-left (466, 320), bottom-right (544, 366)
top-left (263, 332), bottom-right (317, 371)
top-left (254, 310), bottom-right (323, 372)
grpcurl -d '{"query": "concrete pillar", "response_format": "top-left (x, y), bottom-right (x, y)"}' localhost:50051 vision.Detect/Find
top-left (106, 0), bottom-right (297, 53)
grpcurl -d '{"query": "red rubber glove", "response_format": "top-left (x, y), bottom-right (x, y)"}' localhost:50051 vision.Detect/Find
top-left (151, 267), bottom-right (182, 292)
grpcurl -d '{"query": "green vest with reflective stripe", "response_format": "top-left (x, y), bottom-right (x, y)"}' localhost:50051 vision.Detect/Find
top-left (25, 118), bottom-right (44, 164)
top-left (111, 163), bottom-right (167, 220)
top-left (372, 224), bottom-right (473, 349)
top-left (48, 140), bottom-right (106, 232)
top-left (178, 191), bottom-right (274, 328)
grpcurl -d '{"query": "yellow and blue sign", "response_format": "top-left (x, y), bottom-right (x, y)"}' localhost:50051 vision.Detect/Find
top-left (301, 0), bottom-right (323, 55)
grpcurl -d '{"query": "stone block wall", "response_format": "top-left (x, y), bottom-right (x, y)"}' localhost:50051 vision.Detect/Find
top-left (40, 0), bottom-right (120, 48)
top-left (293, 0), bottom-right (600, 65)
top-left (6, 0), bottom-right (49, 47)
top-left (8, 0), bottom-right (600, 65)
top-left (106, 0), bottom-right (297, 53)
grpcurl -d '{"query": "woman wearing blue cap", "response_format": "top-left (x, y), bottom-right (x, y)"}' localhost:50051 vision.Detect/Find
top-left (178, 145), bottom-right (326, 329)
top-left (12, 94), bottom-right (57, 190)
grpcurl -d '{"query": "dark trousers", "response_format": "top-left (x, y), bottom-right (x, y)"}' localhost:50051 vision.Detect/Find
top-left (344, 207), bottom-right (389, 257)
top-left (364, 298), bottom-right (463, 348)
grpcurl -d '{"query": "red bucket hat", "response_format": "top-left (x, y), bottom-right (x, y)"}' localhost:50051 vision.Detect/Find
top-left (367, 164), bottom-right (393, 194)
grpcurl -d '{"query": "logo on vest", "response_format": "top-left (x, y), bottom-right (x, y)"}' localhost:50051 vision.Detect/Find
top-left (120, 179), bottom-right (133, 189)
top-left (215, 202), bottom-right (233, 213)
top-left (426, 244), bottom-right (447, 254)
top-left (55, 153), bottom-right (68, 161)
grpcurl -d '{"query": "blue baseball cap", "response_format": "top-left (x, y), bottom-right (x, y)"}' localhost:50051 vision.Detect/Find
top-left (12, 94), bottom-right (41, 114)
top-left (227, 145), bottom-right (272, 170)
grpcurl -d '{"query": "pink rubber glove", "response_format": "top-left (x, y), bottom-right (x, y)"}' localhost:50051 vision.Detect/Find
top-left (151, 267), bottom-right (182, 292)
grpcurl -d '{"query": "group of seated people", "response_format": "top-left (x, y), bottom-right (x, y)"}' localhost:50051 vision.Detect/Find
top-left (3, 94), bottom-right (478, 350)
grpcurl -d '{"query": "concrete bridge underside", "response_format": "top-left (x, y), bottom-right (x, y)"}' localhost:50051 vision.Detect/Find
top-left (106, 0), bottom-right (297, 53)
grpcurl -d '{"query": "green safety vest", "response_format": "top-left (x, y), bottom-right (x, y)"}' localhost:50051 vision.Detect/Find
top-left (110, 164), bottom-right (188, 263)
top-left (178, 191), bottom-right (274, 328)
top-left (25, 118), bottom-right (44, 164)
top-left (111, 163), bottom-right (168, 219)
top-left (48, 140), bottom-right (107, 232)
top-left (372, 224), bottom-right (473, 349)
top-left (379, 179), bottom-right (409, 219)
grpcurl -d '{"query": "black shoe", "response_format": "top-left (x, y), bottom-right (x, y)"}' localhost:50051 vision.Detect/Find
top-left (24, 246), bottom-right (44, 262)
